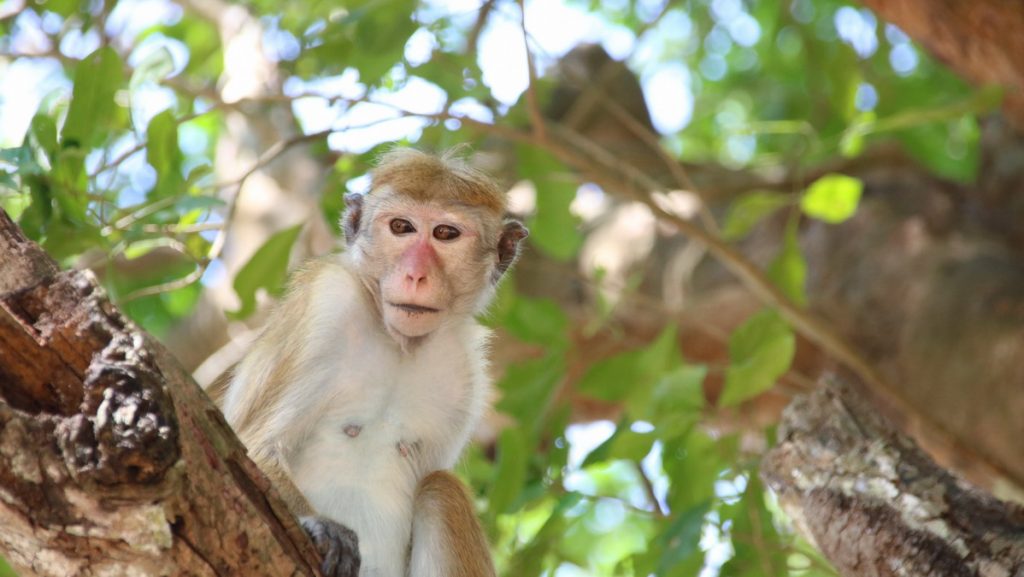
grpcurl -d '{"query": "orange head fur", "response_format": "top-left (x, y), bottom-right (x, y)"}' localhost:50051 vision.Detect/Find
top-left (369, 148), bottom-right (507, 216)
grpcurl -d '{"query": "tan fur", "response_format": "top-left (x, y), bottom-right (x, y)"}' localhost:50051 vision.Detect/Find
top-left (371, 148), bottom-right (507, 216)
top-left (215, 149), bottom-right (524, 577)
top-left (413, 471), bottom-right (496, 577)
top-left (214, 259), bottom-right (338, 519)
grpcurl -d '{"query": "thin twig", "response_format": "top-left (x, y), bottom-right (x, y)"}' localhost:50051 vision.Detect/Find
top-left (517, 0), bottom-right (547, 144)
top-left (634, 461), bottom-right (667, 517)
top-left (465, 0), bottom-right (497, 56)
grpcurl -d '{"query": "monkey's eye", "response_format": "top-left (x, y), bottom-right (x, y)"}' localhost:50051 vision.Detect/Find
top-left (433, 224), bottom-right (461, 241)
top-left (389, 218), bottom-right (416, 235)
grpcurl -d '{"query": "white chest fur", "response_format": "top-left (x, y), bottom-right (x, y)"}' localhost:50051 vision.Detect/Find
top-left (288, 314), bottom-right (490, 577)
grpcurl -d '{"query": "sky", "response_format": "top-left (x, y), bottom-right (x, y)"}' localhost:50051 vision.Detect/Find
top-left (0, 0), bottom-right (695, 151)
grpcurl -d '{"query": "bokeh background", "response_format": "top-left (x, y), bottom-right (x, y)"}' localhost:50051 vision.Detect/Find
top-left (3, 0), bottom-right (1023, 575)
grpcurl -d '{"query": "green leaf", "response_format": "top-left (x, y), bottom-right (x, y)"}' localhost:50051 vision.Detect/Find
top-left (496, 353), bottom-right (563, 432)
top-left (648, 365), bottom-right (707, 435)
top-left (582, 422), bottom-right (656, 467)
top-left (229, 224), bottom-right (303, 319)
top-left (146, 110), bottom-right (184, 199)
top-left (800, 173), bottom-right (863, 224)
top-left (506, 492), bottom-right (585, 576)
top-left (722, 191), bottom-right (791, 240)
top-left (0, 554), bottom-right (18, 577)
top-left (130, 45), bottom-right (175, 91)
top-left (499, 296), bottom-right (568, 346)
top-left (518, 144), bottom-right (582, 261)
top-left (29, 114), bottom-right (59, 162)
top-left (658, 501), bottom-right (711, 574)
top-left (766, 220), bottom-right (807, 306)
top-left (578, 325), bottom-right (681, 403)
top-left (489, 427), bottom-right (528, 516)
top-left (62, 46), bottom-right (123, 149)
top-left (720, 475), bottom-right (787, 577)
top-left (122, 238), bottom-right (178, 260)
top-left (309, 0), bottom-right (418, 84)
top-left (720, 310), bottom-right (795, 406)
top-left (663, 430), bottom-right (726, 512)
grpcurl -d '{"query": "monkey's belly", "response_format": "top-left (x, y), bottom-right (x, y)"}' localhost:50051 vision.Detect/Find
top-left (291, 423), bottom-right (431, 577)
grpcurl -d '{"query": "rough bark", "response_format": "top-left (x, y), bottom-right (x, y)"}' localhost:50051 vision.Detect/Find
top-left (762, 377), bottom-right (1024, 577)
top-left (857, 0), bottom-right (1024, 130)
top-left (0, 207), bottom-right (322, 576)
top-left (802, 156), bottom-right (1024, 488)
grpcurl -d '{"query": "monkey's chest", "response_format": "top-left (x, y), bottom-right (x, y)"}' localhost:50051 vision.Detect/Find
top-left (290, 359), bottom-right (473, 497)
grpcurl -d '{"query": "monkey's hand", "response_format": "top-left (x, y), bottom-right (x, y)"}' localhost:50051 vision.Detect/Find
top-left (300, 516), bottom-right (361, 577)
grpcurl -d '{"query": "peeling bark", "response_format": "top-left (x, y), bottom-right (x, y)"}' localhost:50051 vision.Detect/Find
top-left (0, 208), bottom-right (322, 576)
top-left (762, 377), bottom-right (1024, 577)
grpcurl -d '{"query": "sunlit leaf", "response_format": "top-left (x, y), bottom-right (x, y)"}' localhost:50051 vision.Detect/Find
top-left (800, 173), bottom-right (863, 224)
top-left (123, 238), bottom-right (178, 260)
top-left (29, 114), bottom-right (58, 162)
top-left (146, 110), bottom-right (184, 199)
top-left (130, 46), bottom-right (175, 91)
top-left (62, 47), bottom-right (123, 149)
top-left (229, 224), bottom-right (303, 319)
top-left (720, 309), bottom-right (795, 406)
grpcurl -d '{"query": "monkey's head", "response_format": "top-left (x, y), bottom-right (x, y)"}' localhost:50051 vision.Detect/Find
top-left (342, 148), bottom-right (528, 343)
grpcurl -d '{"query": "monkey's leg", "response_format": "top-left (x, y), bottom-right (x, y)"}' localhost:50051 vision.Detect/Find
top-left (409, 471), bottom-right (495, 577)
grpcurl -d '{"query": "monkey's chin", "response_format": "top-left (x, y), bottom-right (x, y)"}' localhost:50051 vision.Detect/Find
top-left (383, 304), bottom-right (443, 339)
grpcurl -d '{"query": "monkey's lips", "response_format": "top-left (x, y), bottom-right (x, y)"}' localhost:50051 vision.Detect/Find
top-left (389, 302), bottom-right (441, 315)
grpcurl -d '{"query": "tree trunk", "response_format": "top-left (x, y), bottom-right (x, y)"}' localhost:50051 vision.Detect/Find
top-left (0, 208), bottom-right (321, 576)
top-left (761, 376), bottom-right (1024, 577)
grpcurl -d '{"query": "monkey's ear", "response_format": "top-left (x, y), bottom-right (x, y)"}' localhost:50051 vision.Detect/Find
top-left (342, 192), bottom-right (365, 243)
top-left (494, 219), bottom-right (529, 281)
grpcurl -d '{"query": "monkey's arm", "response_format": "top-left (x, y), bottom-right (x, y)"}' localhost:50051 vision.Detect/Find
top-left (409, 471), bottom-right (496, 577)
top-left (251, 447), bottom-right (315, 516)
top-left (219, 262), bottom-right (362, 577)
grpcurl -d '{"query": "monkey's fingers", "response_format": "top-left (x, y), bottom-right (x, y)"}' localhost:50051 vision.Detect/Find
top-left (300, 516), bottom-right (361, 577)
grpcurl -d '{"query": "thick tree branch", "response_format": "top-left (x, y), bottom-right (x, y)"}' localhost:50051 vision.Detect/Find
top-left (0, 208), bottom-right (323, 576)
top-left (762, 377), bottom-right (1024, 577)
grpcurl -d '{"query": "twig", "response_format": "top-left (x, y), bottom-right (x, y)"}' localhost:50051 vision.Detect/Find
top-left (634, 461), bottom-right (667, 517)
top-left (517, 0), bottom-right (547, 144)
top-left (120, 262), bottom-right (207, 302)
top-left (465, 0), bottom-right (497, 56)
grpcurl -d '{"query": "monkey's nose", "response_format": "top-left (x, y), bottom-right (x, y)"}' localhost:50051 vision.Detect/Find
top-left (405, 272), bottom-right (429, 289)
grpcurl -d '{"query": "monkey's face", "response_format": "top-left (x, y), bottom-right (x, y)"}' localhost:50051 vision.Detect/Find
top-left (367, 197), bottom-right (495, 340)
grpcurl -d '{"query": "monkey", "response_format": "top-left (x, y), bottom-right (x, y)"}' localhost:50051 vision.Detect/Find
top-left (211, 148), bottom-right (528, 577)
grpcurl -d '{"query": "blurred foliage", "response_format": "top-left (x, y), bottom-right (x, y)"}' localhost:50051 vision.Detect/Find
top-left (0, 0), bottom-right (997, 574)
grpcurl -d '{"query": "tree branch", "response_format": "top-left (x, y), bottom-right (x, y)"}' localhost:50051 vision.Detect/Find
top-left (0, 208), bottom-right (324, 576)
top-left (762, 376), bottom-right (1024, 576)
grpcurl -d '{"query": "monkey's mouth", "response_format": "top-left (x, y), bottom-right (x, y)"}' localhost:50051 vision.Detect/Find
top-left (389, 302), bottom-right (441, 315)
